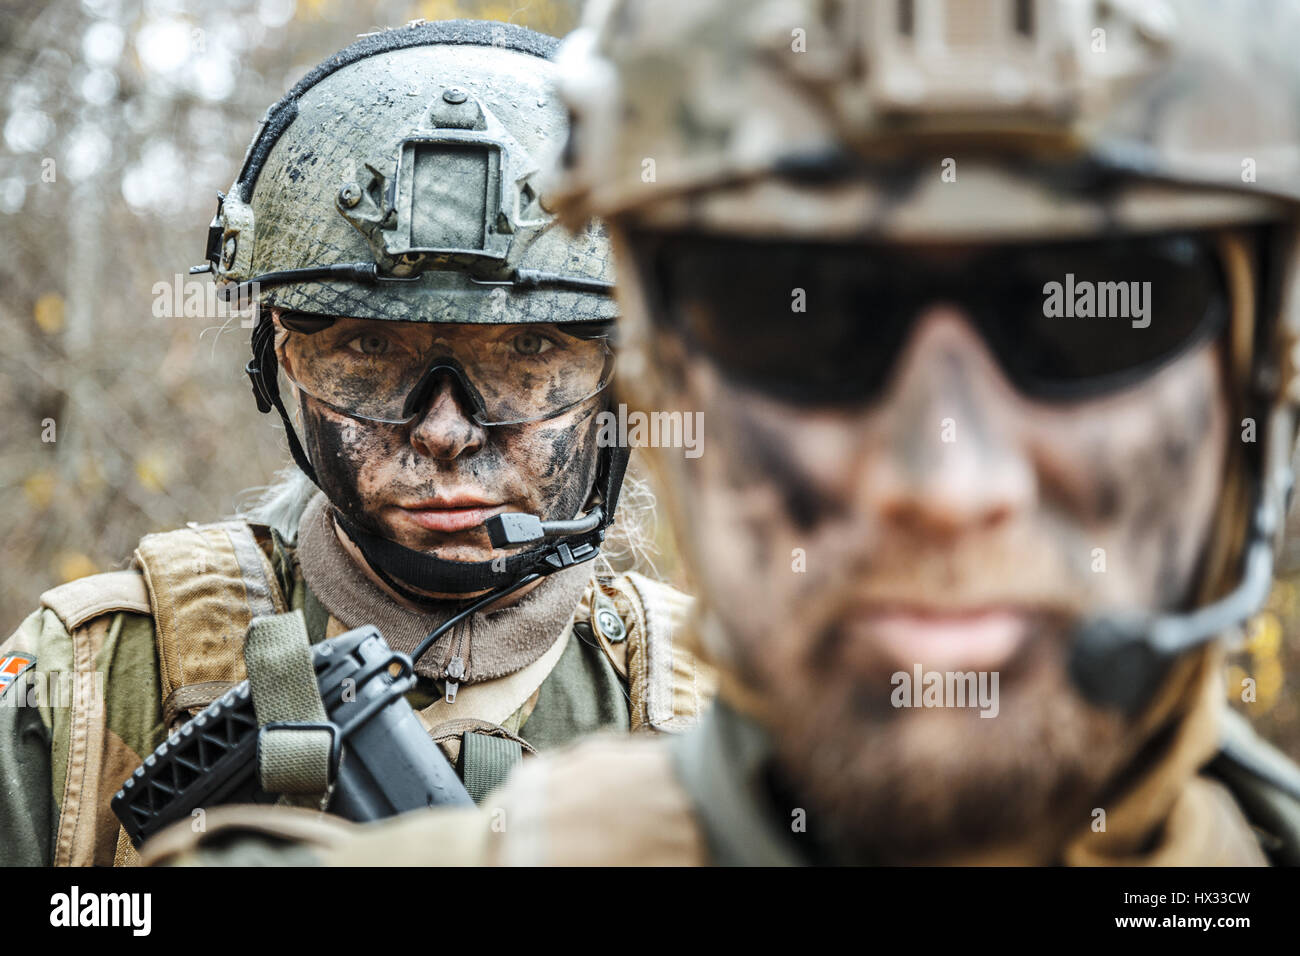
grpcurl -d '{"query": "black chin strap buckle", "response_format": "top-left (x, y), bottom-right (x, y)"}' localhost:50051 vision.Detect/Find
top-left (484, 507), bottom-right (605, 573)
top-left (544, 540), bottom-right (598, 571)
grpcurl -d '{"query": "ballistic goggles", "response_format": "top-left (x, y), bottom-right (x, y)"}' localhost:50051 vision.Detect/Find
top-left (630, 230), bottom-right (1230, 406)
top-left (277, 312), bottom-right (615, 427)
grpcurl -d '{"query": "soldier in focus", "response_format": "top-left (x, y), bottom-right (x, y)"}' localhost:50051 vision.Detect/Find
top-left (0, 19), bottom-right (708, 868)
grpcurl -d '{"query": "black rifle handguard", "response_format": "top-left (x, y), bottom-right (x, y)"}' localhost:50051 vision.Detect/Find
top-left (111, 625), bottom-right (473, 848)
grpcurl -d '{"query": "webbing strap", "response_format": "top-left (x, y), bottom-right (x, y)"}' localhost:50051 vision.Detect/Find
top-left (113, 825), bottom-right (141, 867)
top-left (133, 521), bottom-right (287, 725)
top-left (460, 731), bottom-right (523, 804)
top-left (244, 610), bottom-right (333, 796)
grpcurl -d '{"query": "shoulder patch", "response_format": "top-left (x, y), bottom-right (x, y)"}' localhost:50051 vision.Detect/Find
top-left (0, 653), bottom-right (36, 697)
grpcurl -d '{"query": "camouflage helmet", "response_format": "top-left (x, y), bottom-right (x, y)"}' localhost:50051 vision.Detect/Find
top-left (202, 19), bottom-right (615, 324)
top-left (201, 20), bottom-right (630, 596)
top-left (552, 0), bottom-right (1300, 710)
top-left (552, 0), bottom-right (1300, 240)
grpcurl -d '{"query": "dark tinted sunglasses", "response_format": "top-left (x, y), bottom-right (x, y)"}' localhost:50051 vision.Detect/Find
top-left (628, 230), bottom-right (1230, 406)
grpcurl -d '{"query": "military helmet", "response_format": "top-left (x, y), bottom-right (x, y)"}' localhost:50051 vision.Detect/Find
top-left (553, 0), bottom-right (1300, 240)
top-left (204, 18), bottom-right (614, 324)
top-left (553, 0), bottom-right (1300, 710)
top-left (201, 20), bottom-right (629, 596)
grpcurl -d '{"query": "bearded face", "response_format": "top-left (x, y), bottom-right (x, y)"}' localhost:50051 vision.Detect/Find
top-left (631, 234), bottom-right (1232, 862)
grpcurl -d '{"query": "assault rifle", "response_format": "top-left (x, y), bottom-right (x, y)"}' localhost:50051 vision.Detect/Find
top-left (112, 625), bottom-right (472, 848)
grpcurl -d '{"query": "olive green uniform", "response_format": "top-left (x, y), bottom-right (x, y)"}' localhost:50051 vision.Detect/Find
top-left (0, 518), bottom-right (706, 866)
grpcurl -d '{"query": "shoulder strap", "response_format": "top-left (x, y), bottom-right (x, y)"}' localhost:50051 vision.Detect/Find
top-left (423, 718), bottom-right (538, 804)
top-left (40, 570), bottom-right (151, 630)
top-left (33, 571), bottom-right (153, 866)
top-left (1204, 708), bottom-right (1300, 865)
top-left (585, 570), bottom-right (713, 732)
top-left (44, 522), bottom-right (288, 867)
top-left (460, 732), bottom-right (524, 804)
top-left (132, 520), bottom-right (288, 727)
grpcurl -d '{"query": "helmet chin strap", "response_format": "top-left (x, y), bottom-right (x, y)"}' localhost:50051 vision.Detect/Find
top-left (332, 501), bottom-right (609, 598)
top-left (329, 425), bottom-right (628, 599)
top-left (1068, 477), bottom-right (1287, 714)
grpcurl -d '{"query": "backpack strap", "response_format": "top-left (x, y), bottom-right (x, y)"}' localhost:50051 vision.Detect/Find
top-left (582, 570), bottom-right (712, 732)
top-left (1204, 708), bottom-right (1300, 865)
top-left (132, 521), bottom-right (288, 727)
top-left (38, 571), bottom-right (153, 867)
top-left (40, 570), bottom-right (151, 628)
top-left (423, 718), bottom-right (538, 804)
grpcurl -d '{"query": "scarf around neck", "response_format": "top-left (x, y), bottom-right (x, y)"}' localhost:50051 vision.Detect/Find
top-left (294, 492), bottom-right (591, 684)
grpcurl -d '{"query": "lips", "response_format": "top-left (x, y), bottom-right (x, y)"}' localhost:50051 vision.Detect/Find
top-left (850, 606), bottom-right (1030, 672)
top-left (393, 496), bottom-right (506, 534)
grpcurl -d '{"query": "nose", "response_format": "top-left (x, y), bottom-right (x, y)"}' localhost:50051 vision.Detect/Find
top-left (408, 375), bottom-right (488, 460)
top-left (860, 306), bottom-right (1036, 538)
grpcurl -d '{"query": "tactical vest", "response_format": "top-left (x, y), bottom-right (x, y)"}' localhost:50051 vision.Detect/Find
top-left (38, 520), bottom-right (709, 866)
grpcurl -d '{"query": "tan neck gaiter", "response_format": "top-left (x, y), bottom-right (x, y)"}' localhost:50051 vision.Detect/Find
top-left (295, 492), bottom-right (591, 684)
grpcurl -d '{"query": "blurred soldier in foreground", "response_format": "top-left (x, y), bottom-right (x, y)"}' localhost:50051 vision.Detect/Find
top-left (150, 0), bottom-right (1300, 865)
top-left (0, 20), bottom-right (709, 867)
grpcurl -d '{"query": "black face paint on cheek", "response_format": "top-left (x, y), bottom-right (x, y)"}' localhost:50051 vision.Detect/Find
top-left (555, 407), bottom-right (602, 519)
top-left (721, 391), bottom-right (844, 534)
top-left (1075, 439), bottom-right (1123, 523)
top-left (1127, 366), bottom-right (1220, 610)
top-left (301, 398), bottom-right (394, 537)
top-left (498, 401), bottom-right (602, 523)
top-left (1093, 477), bottom-right (1121, 524)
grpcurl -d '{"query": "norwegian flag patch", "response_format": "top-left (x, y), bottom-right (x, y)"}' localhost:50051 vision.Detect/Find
top-left (0, 654), bottom-right (35, 696)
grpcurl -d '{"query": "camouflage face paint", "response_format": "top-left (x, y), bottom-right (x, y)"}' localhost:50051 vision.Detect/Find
top-left (652, 304), bottom-right (1229, 862)
top-left (285, 318), bottom-right (604, 567)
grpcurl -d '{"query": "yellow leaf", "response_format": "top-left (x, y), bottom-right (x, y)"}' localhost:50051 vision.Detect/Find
top-left (1256, 658), bottom-right (1284, 709)
top-left (34, 292), bottom-right (65, 334)
top-left (23, 470), bottom-right (56, 510)
top-left (135, 452), bottom-right (169, 493)
top-left (57, 552), bottom-right (98, 583)
top-left (1245, 611), bottom-right (1282, 659)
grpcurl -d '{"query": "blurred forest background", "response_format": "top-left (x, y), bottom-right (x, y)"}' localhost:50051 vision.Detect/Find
top-left (0, 0), bottom-right (1297, 759)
